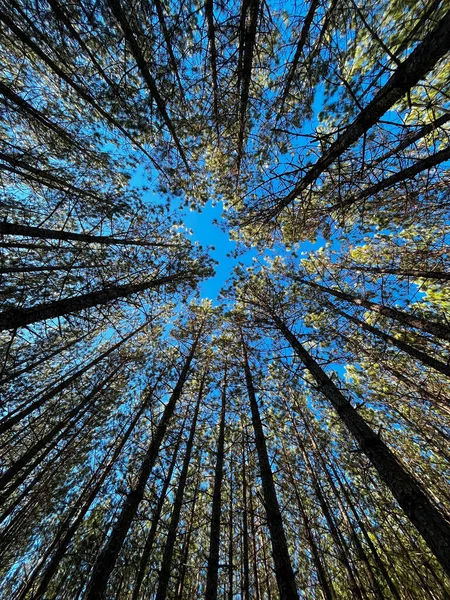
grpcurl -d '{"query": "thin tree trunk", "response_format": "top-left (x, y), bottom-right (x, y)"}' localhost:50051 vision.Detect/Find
top-left (331, 145), bottom-right (450, 212)
top-left (0, 365), bottom-right (121, 491)
top-left (242, 334), bottom-right (299, 599)
top-left (0, 271), bottom-right (190, 331)
top-left (204, 0), bottom-right (220, 138)
top-left (0, 323), bottom-right (145, 434)
top-left (84, 332), bottom-right (200, 599)
top-left (276, 0), bottom-right (320, 116)
top-left (330, 301), bottom-right (450, 377)
top-left (0, 8), bottom-right (162, 170)
top-left (105, 0), bottom-right (190, 170)
top-left (154, 375), bottom-right (204, 600)
top-left (272, 313), bottom-right (450, 576)
top-left (280, 446), bottom-right (335, 600)
top-left (344, 263), bottom-right (450, 281)
top-left (131, 414), bottom-right (187, 600)
top-left (276, 9), bottom-right (450, 213)
top-left (293, 275), bottom-right (450, 341)
top-left (175, 471), bottom-right (201, 600)
top-left (205, 368), bottom-right (227, 599)
top-left (241, 426), bottom-right (250, 600)
top-left (0, 221), bottom-right (179, 248)
top-left (23, 385), bottom-right (156, 600)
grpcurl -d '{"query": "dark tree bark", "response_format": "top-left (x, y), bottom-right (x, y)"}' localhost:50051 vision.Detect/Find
top-left (0, 221), bottom-right (179, 248)
top-left (0, 323), bottom-right (145, 434)
top-left (205, 0), bottom-right (220, 137)
top-left (292, 275), bottom-right (450, 341)
top-left (0, 8), bottom-right (162, 169)
top-left (275, 9), bottom-right (450, 214)
top-left (84, 332), bottom-right (200, 600)
top-left (0, 365), bottom-right (121, 492)
top-left (205, 369), bottom-right (227, 600)
top-left (331, 145), bottom-right (450, 212)
top-left (105, 0), bottom-right (189, 170)
top-left (0, 271), bottom-right (191, 331)
top-left (154, 374), bottom-right (204, 600)
top-left (280, 446), bottom-right (335, 600)
top-left (236, 0), bottom-right (260, 175)
top-left (22, 383), bottom-right (158, 600)
top-left (329, 301), bottom-right (450, 378)
top-left (131, 414), bottom-right (187, 600)
top-left (272, 313), bottom-right (450, 577)
top-left (276, 0), bottom-right (320, 116)
top-left (242, 335), bottom-right (299, 600)
top-left (241, 428), bottom-right (250, 600)
top-left (343, 263), bottom-right (450, 281)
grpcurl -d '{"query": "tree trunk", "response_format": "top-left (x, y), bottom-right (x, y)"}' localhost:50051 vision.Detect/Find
top-left (331, 145), bottom-right (450, 212)
top-left (131, 413), bottom-right (187, 600)
top-left (84, 332), bottom-right (200, 600)
top-left (105, 0), bottom-right (189, 170)
top-left (0, 365), bottom-right (121, 491)
top-left (293, 275), bottom-right (450, 341)
top-left (242, 334), bottom-right (299, 600)
top-left (277, 8), bottom-right (450, 213)
top-left (0, 323), bottom-right (145, 434)
top-left (330, 301), bottom-right (450, 378)
top-left (272, 313), bottom-right (450, 577)
top-left (0, 221), bottom-right (178, 248)
top-left (345, 263), bottom-right (450, 281)
top-left (0, 271), bottom-right (191, 331)
top-left (155, 375), bottom-right (204, 600)
top-left (205, 368), bottom-right (227, 600)
top-left (23, 386), bottom-right (156, 600)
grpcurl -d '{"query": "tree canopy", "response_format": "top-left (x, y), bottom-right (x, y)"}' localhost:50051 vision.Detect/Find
top-left (1, 0), bottom-right (449, 598)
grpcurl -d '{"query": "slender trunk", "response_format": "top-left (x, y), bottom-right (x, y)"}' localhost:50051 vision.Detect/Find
top-left (0, 271), bottom-right (190, 331)
top-left (331, 145), bottom-right (450, 212)
top-left (293, 275), bottom-right (450, 341)
top-left (248, 474), bottom-right (261, 600)
top-left (84, 333), bottom-right (200, 600)
top-left (205, 369), bottom-right (227, 600)
top-left (277, 9), bottom-right (450, 212)
top-left (0, 221), bottom-right (178, 248)
top-left (280, 447), bottom-right (335, 600)
top-left (298, 414), bottom-right (384, 599)
top-left (0, 323), bottom-right (145, 434)
top-left (228, 460), bottom-right (234, 600)
top-left (154, 375), bottom-right (204, 600)
top-left (23, 387), bottom-right (156, 600)
top-left (276, 0), bottom-right (320, 116)
top-left (105, 0), bottom-right (189, 170)
top-left (0, 365), bottom-right (121, 491)
top-left (0, 332), bottom-right (88, 386)
top-left (330, 301), bottom-right (450, 377)
top-left (175, 471), bottom-right (201, 600)
top-left (241, 428), bottom-right (250, 600)
top-left (323, 445), bottom-right (402, 600)
top-left (242, 335), bottom-right (299, 599)
top-left (273, 313), bottom-right (450, 576)
top-left (344, 263), bottom-right (450, 281)
top-left (0, 8), bottom-right (162, 169)
top-left (0, 79), bottom-right (78, 145)
top-left (0, 264), bottom-right (101, 274)
top-left (345, 265), bottom-right (450, 281)
top-left (131, 415), bottom-right (187, 600)
top-left (370, 112), bottom-right (450, 166)
top-left (237, 0), bottom-right (260, 175)
top-left (204, 0), bottom-right (220, 138)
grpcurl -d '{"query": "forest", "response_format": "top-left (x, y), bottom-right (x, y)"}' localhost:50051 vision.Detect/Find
top-left (0, 0), bottom-right (449, 598)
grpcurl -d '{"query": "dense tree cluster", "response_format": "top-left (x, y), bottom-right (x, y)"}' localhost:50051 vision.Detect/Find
top-left (0, 0), bottom-right (449, 598)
